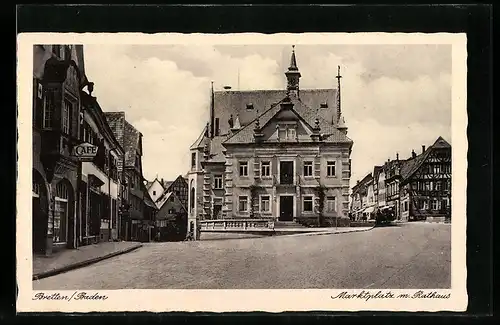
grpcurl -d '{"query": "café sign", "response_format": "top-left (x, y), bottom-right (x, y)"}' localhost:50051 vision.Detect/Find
top-left (72, 142), bottom-right (98, 161)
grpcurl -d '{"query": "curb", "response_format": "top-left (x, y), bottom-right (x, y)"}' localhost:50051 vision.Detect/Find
top-left (32, 244), bottom-right (143, 281)
top-left (278, 226), bottom-right (376, 238)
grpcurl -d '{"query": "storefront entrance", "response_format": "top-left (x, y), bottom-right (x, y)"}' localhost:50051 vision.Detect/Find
top-left (32, 170), bottom-right (48, 254)
top-left (53, 179), bottom-right (75, 249)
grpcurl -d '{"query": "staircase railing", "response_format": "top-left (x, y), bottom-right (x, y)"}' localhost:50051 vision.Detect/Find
top-left (200, 219), bottom-right (275, 231)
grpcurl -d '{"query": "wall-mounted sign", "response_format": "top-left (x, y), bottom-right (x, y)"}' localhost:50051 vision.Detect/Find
top-left (72, 142), bottom-right (98, 161)
top-left (37, 83), bottom-right (43, 99)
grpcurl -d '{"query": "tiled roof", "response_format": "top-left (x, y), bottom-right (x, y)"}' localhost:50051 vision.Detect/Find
top-left (190, 125), bottom-right (208, 150)
top-left (213, 88), bottom-right (339, 136)
top-left (400, 136), bottom-right (451, 182)
top-left (156, 191), bottom-right (173, 209)
top-left (123, 120), bottom-right (141, 168)
top-left (206, 136), bottom-right (227, 163)
top-left (223, 96), bottom-right (352, 145)
top-left (142, 183), bottom-right (158, 209)
top-left (104, 112), bottom-right (126, 148)
top-left (352, 172), bottom-right (373, 194)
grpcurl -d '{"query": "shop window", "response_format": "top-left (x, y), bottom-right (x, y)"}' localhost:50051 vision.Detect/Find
top-left (54, 181), bottom-right (70, 243)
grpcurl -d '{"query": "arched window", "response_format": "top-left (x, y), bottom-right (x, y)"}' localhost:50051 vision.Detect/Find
top-left (190, 187), bottom-right (195, 212)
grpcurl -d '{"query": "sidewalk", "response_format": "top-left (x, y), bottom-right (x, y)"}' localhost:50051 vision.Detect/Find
top-left (281, 226), bottom-right (374, 237)
top-left (33, 241), bottom-right (142, 280)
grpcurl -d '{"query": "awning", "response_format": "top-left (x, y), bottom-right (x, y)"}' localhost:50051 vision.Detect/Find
top-left (364, 206), bottom-right (375, 214)
top-left (88, 174), bottom-right (105, 188)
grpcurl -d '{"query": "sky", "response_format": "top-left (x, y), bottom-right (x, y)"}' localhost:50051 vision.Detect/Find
top-left (83, 42), bottom-right (451, 186)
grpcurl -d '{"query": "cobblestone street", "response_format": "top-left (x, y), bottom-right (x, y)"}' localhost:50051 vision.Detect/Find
top-left (33, 223), bottom-right (451, 290)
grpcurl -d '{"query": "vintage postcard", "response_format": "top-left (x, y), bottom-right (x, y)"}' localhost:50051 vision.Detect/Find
top-left (17, 32), bottom-right (467, 313)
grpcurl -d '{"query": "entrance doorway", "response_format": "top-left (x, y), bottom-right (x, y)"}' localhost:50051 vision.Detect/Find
top-left (279, 196), bottom-right (294, 221)
top-left (54, 179), bottom-right (74, 248)
top-left (213, 204), bottom-right (222, 219)
top-left (33, 170), bottom-right (48, 254)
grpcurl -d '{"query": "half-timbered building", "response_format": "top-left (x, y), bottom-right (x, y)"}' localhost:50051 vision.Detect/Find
top-left (399, 137), bottom-right (452, 222)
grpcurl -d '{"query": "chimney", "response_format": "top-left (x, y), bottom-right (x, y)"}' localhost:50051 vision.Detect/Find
top-left (396, 152), bottom-right (399, 160)
top-left (422, 145), bottom-right (426, 153)
top-left (412, 150), bottom-right (416, 158)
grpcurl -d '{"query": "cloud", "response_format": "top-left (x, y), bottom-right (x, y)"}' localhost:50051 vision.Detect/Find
top-left (83, 43), bottom-right (451, 185)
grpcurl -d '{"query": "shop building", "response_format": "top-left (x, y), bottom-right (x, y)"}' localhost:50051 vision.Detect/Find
top-left (32, 44), bottom-right (89, 255)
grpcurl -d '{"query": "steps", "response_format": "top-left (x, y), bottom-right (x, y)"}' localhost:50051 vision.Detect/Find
top-left (274, 221), bottom-right (308, 229)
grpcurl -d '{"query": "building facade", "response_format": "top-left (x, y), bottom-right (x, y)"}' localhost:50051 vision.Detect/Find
top-left (104, 112), bottom-right (158, 242)
top-left (188, 47), bottom-right (354, 239)
top-left (351, 136), bottom-right (452, 222)
top-left (154, 192), bottom-right (188, 241)
top-left (79, 91), bottom-right (124, 244)
top-left (350, 173), bottom-right (374, 220)
top-left (32, 44), bottom-right (89, 255)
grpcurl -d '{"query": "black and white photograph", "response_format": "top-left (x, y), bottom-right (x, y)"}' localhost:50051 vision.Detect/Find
top-left (17, 32), bottom-right (467, 313)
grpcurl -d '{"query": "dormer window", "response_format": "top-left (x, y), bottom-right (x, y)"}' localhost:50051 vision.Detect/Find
top-left (277, 122), bottom-right (297, 141)
top-left (246, 103), bottom-right (254, 110)
top-left (320, 102), bottom-right (328, 108)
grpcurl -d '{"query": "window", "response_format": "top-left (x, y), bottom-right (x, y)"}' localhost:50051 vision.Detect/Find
top-left (239, 161), bottom-right (248, 176)
top-left (303, 196), bottom-right (313, 212)
top-left (153, 191), bottom-right (156, 196)
top-left (326, 196), bottom-right (336, 212)
top-left (190, 187), bottom-right (195, 212)
top-left (246, 103), bottom-right (254, 110)
top-left (303, 161), bottom-right (313, 177)
top-left (327, 161), bottom-right (336, 177)
top-left (191, 152), bottom-right (196, 169)
top-left (214, 175), bottom-right (223, 189)
top-left (239, 196), bottom-right (248, 212)
top-left (404, 201), bottom-right (408, 212)
top-left (278, 128), bottom-right (286, 140)
top-left (214, 118), bottom-right (220, 136)
top-left (42, 91), bottom-right (54, 128)
top-left (261, 161), bottom-right (270, 177)
top-left (433, 164), bottom-right (441, 174)
top-left (260, 195), bottom-right (270, 212)
top-left (287, 127), bottom-right (296, 140)
top-left (435, 181), bottom-right (442, 191)
top-left (431, 199), bottom-right (438, 210)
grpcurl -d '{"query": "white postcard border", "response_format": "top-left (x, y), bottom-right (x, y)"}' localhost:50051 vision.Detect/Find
top-left (17, 32), bottom-right (468, 313)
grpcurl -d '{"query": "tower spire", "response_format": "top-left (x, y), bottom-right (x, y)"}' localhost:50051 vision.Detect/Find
top-left (285, 45), bottom-right (301, 97)
top-left (335, 65), bottom-right (342, 122)
top-left (209, 81), bottom-right (215, 138)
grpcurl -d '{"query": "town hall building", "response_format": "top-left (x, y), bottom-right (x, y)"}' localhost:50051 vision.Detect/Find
top-left (187, 47), bottom-right (354, 239)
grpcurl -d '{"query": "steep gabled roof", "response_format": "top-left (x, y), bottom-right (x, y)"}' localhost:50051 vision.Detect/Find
top-left (400, 136), bottom-right (451, 183)
top-left (213, 88), bottom-right (339, 136)
top-left (190, 125), bottom-right (208, 150)
top-left (223, 96), bottom-right (352, 145)
top-left (123, 120), bottom-right (141, 168)
top-left (352, 172), bottom-right (373, 194)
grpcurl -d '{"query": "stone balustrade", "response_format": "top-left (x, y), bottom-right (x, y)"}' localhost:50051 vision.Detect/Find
top-left (200, 219), bottom-right (275, 232)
